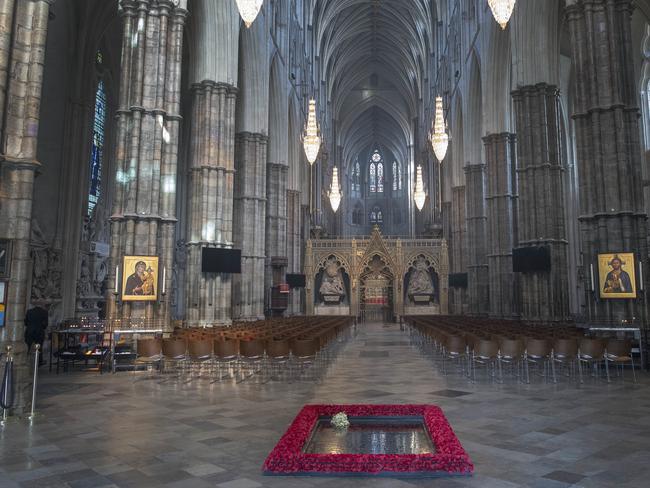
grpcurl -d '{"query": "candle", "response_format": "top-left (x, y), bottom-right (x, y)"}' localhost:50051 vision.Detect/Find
top-left (590, 263), bottom-right (595, 292)
top-left (115, 265), bottom-right (119, 292)
top-left (162, 266), bottom-right (166, 295)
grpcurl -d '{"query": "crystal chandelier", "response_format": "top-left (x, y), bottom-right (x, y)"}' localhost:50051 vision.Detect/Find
top-left (414, 165), bottom-right (426, 211)
top-left (236, 0), bottom-right (264, 28)
top-left (430, 96), bottom-right (449, 162)
top-left (329, 166), bottom-right (342, 213)
top-left (488, 0), bottom-right (516, 30)
top-left (303, 99), bottom-right (321, 165)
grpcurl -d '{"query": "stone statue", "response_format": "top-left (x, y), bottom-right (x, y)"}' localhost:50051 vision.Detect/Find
top-left (94, 258), bottom-right (108, 295)
top-left (319, 260), bottom-right (346, 297)
top-left (408, 258), bottom-right (434, 295)
top-left (77, 257), bottom-right (93, 297)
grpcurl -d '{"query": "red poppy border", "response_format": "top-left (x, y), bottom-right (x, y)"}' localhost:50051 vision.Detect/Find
top-left (263, 404), bottom-right (473, 476)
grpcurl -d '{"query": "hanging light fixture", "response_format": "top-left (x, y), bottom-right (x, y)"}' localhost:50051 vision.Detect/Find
top-left (303, 99), bottom-right (321, 165)
top-left (430, 96), bottom-right (449, 162)
top-left (414, 165), bottom-right (426, 212)
top-left (329, 166), bottom-right (342, 213)
top-left (236, 0), bottom-right (264, 28)
top-left (488, 0), bottom-right (516, 30)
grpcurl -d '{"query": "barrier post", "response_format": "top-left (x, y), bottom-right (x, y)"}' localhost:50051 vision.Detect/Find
top-left (28, 345), bottom-right (40, 420)
top-left (1, 346), bottom-right (14, 426)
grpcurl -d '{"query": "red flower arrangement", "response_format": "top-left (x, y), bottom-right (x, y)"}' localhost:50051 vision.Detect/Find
top-left (263, 404), bottom-right (473, 477)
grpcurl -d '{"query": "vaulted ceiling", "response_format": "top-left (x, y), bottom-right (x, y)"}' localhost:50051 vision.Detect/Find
top-left (311, 0), bottom-right (437, 167)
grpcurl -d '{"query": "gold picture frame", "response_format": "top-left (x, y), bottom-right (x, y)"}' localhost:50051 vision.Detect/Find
top-left (121, 255), bottom-right (159, 301)
top-left (598, 253), bottom-right (637, 299)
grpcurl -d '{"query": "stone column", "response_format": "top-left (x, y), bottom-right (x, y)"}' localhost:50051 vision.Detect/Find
top-left (108, 0), bottom-right (187, 322)
top-left (566, 0), bottom-right (648, 321)
top-left (232, 132), bottom-right (267, 320)
top-left (185, 82), bottom-right (237, 325)
top-left (450, 186), bottom-right (467, 314)
top-left (266, 160), bottom-right (289, 296)
top-left (484, 133), bottom-right (517, 317)
top-left (286, 189), bottom-right (302, 314)
top-left (512, 84), bottom-right (570, 321)
top-left (464, 163), bottom-right (489, 314)
top-left (232, 14), bottom-right (269, 321)
top-left (0, 0), bottom-right (53, 413)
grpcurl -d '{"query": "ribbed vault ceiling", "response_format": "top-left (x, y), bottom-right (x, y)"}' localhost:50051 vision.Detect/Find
top-left (312, 0), bottom-right (436, 168)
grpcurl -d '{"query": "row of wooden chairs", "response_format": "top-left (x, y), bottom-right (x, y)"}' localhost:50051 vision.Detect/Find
top-left (407, 316), bottom-right (637, 384)
top-left (133, 316), bottom-right (354, 383)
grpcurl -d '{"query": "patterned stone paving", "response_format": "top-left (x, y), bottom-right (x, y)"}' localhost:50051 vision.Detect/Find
top-left (1, 322), bottom-right (649, 487)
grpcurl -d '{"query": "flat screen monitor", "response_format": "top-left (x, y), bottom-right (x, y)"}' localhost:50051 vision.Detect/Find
top-left (201, 248), bottom-right (242, 274)
top-left (512, 246), bottom-right (551, 273)
top-left (286, 274), bottom-right (306, 288)
top-left (448, 273), bottom-right (468, 289)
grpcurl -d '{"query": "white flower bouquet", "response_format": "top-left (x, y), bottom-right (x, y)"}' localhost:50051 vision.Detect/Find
top-left (331, 412), bottom-right (350, 430)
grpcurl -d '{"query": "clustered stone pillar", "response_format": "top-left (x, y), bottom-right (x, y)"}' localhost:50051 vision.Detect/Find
top-left (566, 0), bottom-right (648, 321)
top-left (286, 189), bottom-right (302, 313)
top-left (512, 84), bottom-right (569, 321)
top-left (464, 163), bottom-right (489, 314)
top-left (0, 0), bottom-right (52, 413)
top-left (266, 159), bottom-right (289, 299)
top-left (449, 186), bottom-right (467, 314)
top-left (108, 0), bottom-right (186, 322)
top-left (232, 132), bottom-right (267, 320)
top-left (484, 133), bottom-right (517, 317)
top-left (185, 82), bottom-right (237, 325)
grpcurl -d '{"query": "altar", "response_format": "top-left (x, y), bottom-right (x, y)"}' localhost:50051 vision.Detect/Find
top-left (305, 227), bottom-right (449, 319)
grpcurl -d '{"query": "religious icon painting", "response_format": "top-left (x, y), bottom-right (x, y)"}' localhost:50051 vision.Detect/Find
top-left (0, 239), bottom-right (11, 278)
top-left (121, 255), bottom-right (159, 302)
top-left (598, 253), bottom-right (637, 299)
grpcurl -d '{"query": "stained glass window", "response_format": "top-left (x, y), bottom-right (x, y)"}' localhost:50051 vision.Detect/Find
top-left (377, 161), bottom-right (384, 193)
top-left (355, 160), bottom-right (361, 192)
top-left (352, 159), bottom-right (361, 196)
top-left (87, 74), bottom-right (106, 216)
top-left (369, 162), bottom-right (376, 193)
top-left (397, 164), bottom-right (402, 191)
top-left (392, 162), bottom-right (398, 191)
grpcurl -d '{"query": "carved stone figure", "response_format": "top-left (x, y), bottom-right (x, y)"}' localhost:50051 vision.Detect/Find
top-left (319, 259), bottom-right (345, 296)
top-left (408, 258), bottom-right (434, 295)
top-left (94, 258), bottom-right (108, 295)
top-left (31, 248), bottom-right (63, 301)
top-left (77, 257), bottom-right (93, 297)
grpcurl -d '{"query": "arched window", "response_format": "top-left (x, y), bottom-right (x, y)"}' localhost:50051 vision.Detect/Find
top-left (392, 161), bottom-right (402, 192)
top-left (640, 27), bottom-right (650, 151)
top-left (369, 150), bottom-right (383, 193)
top-left (397, 163), bottom-right (402, 191)
top-left (352, 203), bottom-right (363, 225)
top-left (370, 206), bottom-right (383, 224)
top-left (352, 159), bottom-right (361, 196)
top-left (369, 162), bottom-right (376, 193)
top-left (377, 161), bottom-right (384, 193)
top-left (87, 51), bottom-right (107, 216)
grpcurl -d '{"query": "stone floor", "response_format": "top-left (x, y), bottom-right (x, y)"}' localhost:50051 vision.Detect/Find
top-left (1, 322), bottom-right (649, 488)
